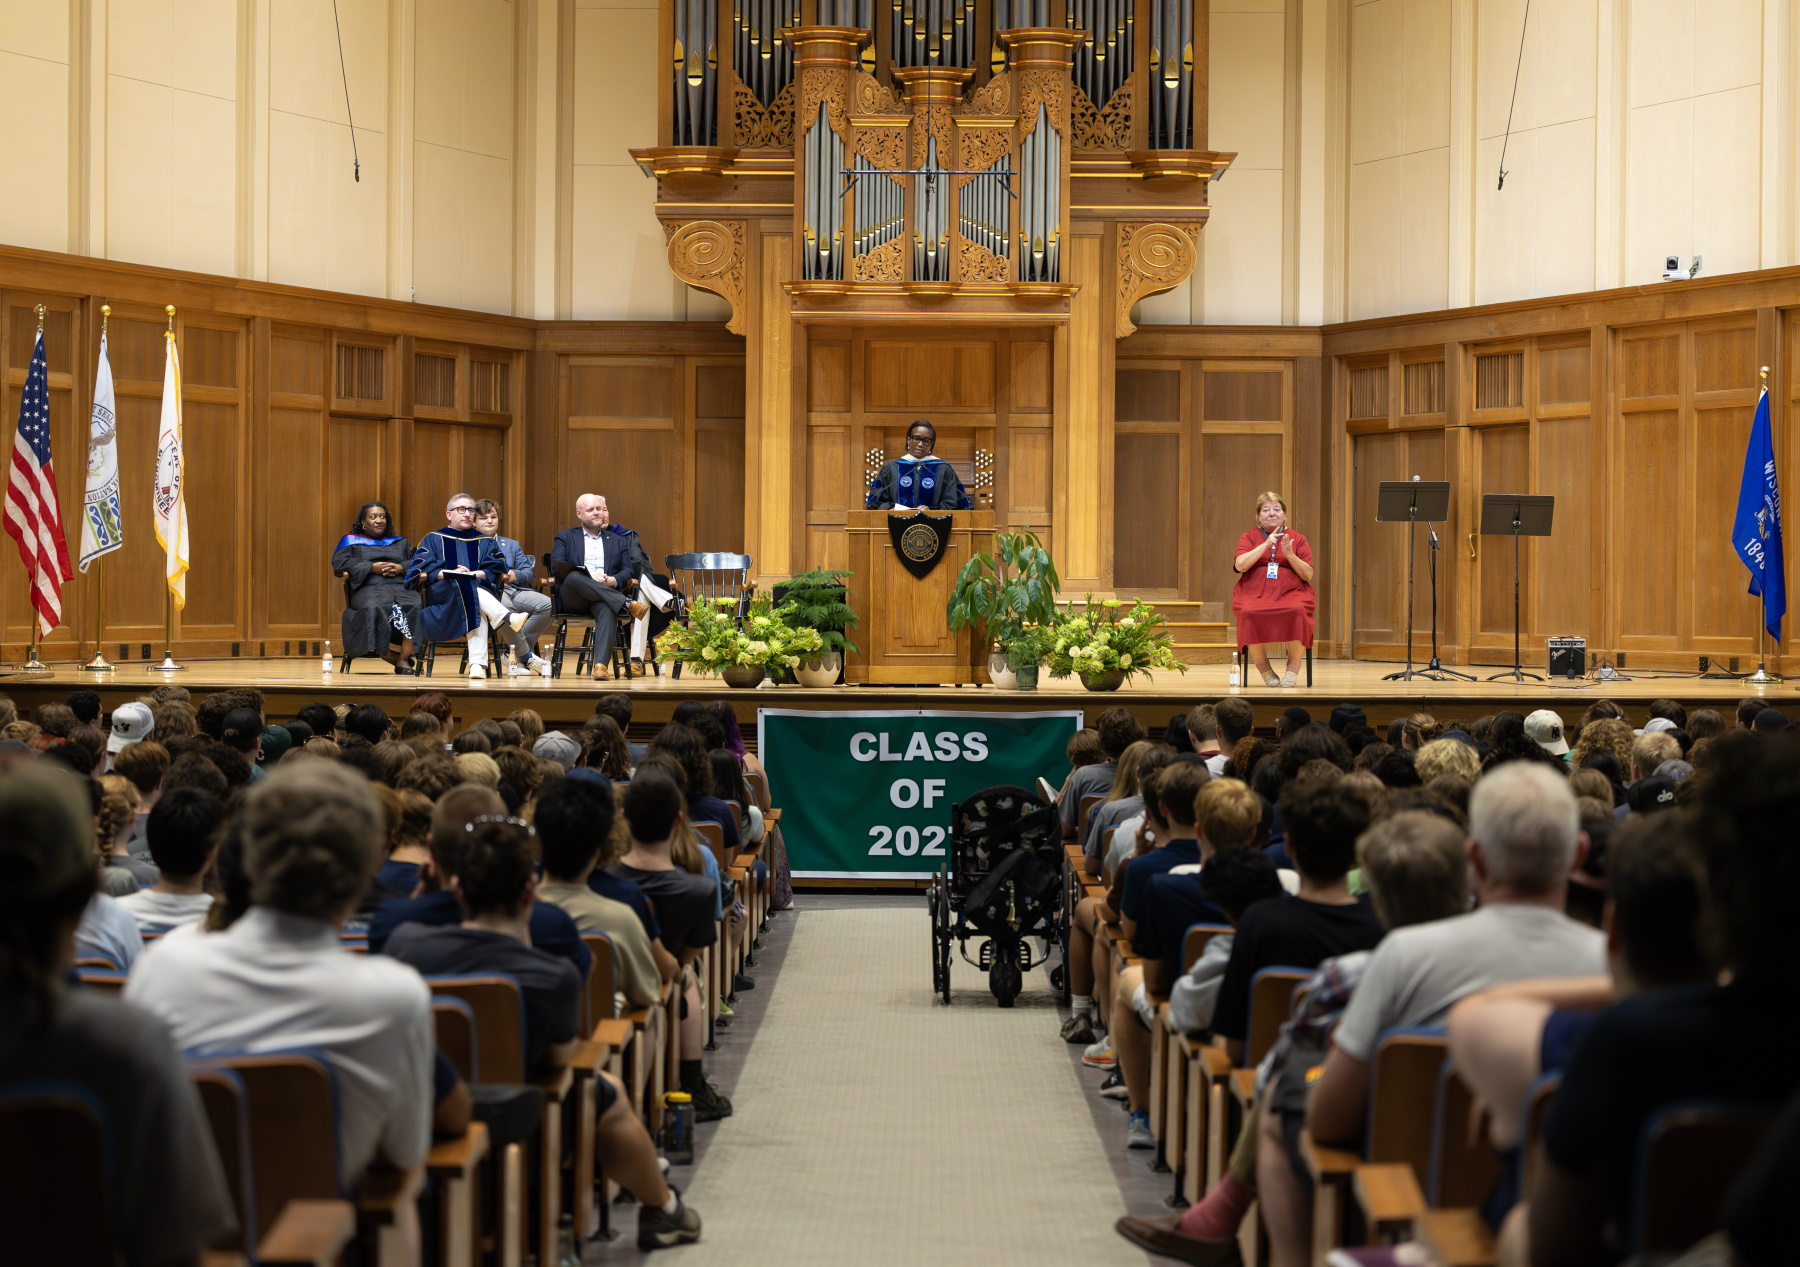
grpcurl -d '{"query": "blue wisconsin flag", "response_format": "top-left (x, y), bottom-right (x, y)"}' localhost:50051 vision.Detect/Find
top-left (1732, 387), bottom-right (1786, 643)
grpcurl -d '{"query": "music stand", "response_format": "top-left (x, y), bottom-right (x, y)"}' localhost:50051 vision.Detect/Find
top-left (1376, 481), bottom-right (1470, 682)
top-left (1480, 494), bottom-right (1556, 682)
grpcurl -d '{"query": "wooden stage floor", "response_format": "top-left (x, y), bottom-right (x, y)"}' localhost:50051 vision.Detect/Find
top-left (3, 655), bottom-right (1794, 731)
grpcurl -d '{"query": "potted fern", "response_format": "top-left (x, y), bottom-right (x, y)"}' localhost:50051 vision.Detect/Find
top-left (775, 568), bottom-right (860, 687)
top-left (946, 527), bottom-right (1061, 688)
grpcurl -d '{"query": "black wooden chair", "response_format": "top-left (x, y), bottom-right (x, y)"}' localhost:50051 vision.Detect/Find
top-left (663, 553), bottom-right (755, 680)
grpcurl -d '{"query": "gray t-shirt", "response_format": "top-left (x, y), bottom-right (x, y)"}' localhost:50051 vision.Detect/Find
top-left (1332, 902), bottom-right (1606, 1062)
top-left (1168, 931), bottom-right (1235, 1033)
top-left (1059, 762), bottom-right (1117, 830)
top-left (0, 990), bottom-right (237, 1263)
top-left (1082, 794), bottom-right (1142, 860)
top-left (75, 894), bottom-right (144, 970)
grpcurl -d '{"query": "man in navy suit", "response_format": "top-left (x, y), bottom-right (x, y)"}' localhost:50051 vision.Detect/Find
top-left (550, 493), bottom-right (644, 680)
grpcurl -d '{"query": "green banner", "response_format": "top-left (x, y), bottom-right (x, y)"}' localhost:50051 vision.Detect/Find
top-left (758, 708), bottom-right (1081, 878)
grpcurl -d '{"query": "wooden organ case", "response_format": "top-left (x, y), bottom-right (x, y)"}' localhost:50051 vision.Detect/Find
top-left (631, 0), bottom-right (1231, 596)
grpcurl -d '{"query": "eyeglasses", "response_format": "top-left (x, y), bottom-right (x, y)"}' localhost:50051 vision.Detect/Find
top-left (448, 504), bottom-right (475, 514)
top-left (465, 814), bottom-right (536, 836)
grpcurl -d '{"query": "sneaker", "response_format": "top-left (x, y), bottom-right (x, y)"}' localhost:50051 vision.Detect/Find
top-left (505, 611), bottom-right (529, 634)
top-left (1099, 1069), bottom-right (1129, 1100)
top-left (684, 1077), bottom-right (733, 1122)
top-left (528, 655), bottom-right (553, 677)
top-left (1082, 1036), bottom-right (1117, 1069)
top-left (717, 998), bottom-right (734, 1018)
top-left (1282, 670), bottom-right (1298, 688)
top-left (1060, 1013), bottom-right (1097, 1045)
top-left (637, 1196), bottom-right (702, 1250)
top-left (1127, 1110), bottom-right (1155, 1149)
top-left (732, 972), bottom-right (755, 993)
top-left (506, 661), bottom-right (532, 676)
top-left (468, 663), bottom-right (487, 679)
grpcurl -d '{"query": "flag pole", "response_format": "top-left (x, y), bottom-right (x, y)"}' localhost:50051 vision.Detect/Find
top-left (151, 305), bottom-right (184, 674)
top-left (1746, 364), bottom-right (1783, 685)
top-left (17, 304), bottom-right (52, 674)
top-left (82, 304), bottom-right (116, 673)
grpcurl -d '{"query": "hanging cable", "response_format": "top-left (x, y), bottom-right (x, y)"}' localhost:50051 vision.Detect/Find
top-left (331, 0), bottom-right (361, 181)
top-left (1496, 0), bottom-right (1529, 190)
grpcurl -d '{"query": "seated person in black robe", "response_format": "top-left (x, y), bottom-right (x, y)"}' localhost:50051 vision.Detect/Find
top-left (332, 501), bottom-right (422, 672)
top-left (866, 419), bottom-right (972, 511)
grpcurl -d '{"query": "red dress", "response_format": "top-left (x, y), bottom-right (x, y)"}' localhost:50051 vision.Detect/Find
top-left (1231, 528), bottom-right (1316, 646)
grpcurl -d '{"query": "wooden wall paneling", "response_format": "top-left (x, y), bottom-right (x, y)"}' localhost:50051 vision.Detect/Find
top-left (1689, 317), bottom-right (1761, 649)
top-left (1469, 424), bottom-right (1531, 657)
top-left (1612, 389), bottom-right (1681, 649)
top-left (263, 403), bottom-right (327, 634)
top-left (93, 307), bottom-right (172, 649)
top-left (1349, 428), bottom-right (1445, 657)
top-left (1113, 428), bottom-right (1181, 593)
top-left (1292, 356), bottom-right (1328, 650)
top-left (692, 358), bottom-right (747, 556)
top-left (180, 397), bottom-right (246, 635)
top-left (809, 341), bottom-right (850, 412)
top-left (329, 333), bottom-right (395, 418)
top-left (1533, 413), bottom-right (1598, 644)
top-left (863, 338), bottom-right (996, 412)
top-left (1007, 428), bottom-right (1054, 524)
top-left (1010, 340), bottom-right (1052, 413)
top-left (410, 422), bottom-right (462, 540)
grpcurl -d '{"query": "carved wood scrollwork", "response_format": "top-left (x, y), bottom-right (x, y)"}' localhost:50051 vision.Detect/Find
top-left (1017, 69), bottom-right (1072, 133)
top-left (853, 234), bottom-right (905, 281)
top-left (964, 73), bottom-right (1011, 115)
top-left (1116, 222), bottom-right (1201, 338)
top-left (959, 241), bottom-right (1009, 282)
top-left (957, 127), bottom-right (1013, 175)
top-left (798, 74), bottom-right (850, 139)
top-left (733, 77), bottom-right (795, 149)
top-left (1070, 82), bottom-right (1132, 150)
top-left (665, 220), bottom-right (748, 334)
top-left (856, 128), bottom-right (908, 174)
top-left (853, 73), bottom-right (908, 115)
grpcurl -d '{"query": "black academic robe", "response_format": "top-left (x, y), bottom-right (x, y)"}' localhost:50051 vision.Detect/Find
top-left (866, 456), bottom-right (971, 510)
top-left (404, 528), bottom-right (507, 644)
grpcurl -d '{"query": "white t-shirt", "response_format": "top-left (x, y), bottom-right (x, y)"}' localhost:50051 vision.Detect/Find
top-left (1331, 902), bottom-right (1606, 1063)
top-left (116, 889), bottom-right (215, 934)
top-left (1205, 752), bottom-right (1230, 779)
top-left (75, 893), bottom-right (144, 970)
top-left (126, 906), bottom-right (435, 1178)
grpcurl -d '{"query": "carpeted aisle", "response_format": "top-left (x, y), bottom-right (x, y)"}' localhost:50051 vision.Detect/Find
top-left (668, 904), bottom-right (1150, 1265)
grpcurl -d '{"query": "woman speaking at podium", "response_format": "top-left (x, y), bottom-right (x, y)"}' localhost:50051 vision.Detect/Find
top-left (866, 420), bottom-right (972, 510)
top-left (1231, 492), bottom-right (1315, 687)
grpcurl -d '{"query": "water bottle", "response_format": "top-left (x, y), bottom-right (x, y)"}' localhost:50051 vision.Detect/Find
top-left (661, 1091), bottom-right (695, 1164)
top-left (321, 639), bottom-right (333, 674)
top-left (555, 1212), bottom-right (580, 1267)
top-left (1228, 662), bottom-right (1240, 689)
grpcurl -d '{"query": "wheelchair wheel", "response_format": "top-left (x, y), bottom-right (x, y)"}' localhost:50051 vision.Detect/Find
top-left (929, 871), bottom-right (952, 1005)
top-left (989, 940), bottom-right (1022, 1008)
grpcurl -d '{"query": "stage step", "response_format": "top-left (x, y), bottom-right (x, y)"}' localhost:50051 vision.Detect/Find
top-left (1137, 599), bottom-right (1234, 664)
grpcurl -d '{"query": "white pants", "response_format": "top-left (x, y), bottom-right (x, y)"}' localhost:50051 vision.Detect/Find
top-left (467, 588), bottom-right (511, 666)
top-left (627, 574), bottom-right (677, 660)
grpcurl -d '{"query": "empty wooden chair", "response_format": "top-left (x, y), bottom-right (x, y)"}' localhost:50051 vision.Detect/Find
top-left (1636, 1103), bottom-right (1774, 1258)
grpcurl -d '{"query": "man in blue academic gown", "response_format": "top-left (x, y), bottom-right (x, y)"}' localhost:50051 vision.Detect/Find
top-left (866, 419), bottom-right (972, 511)
top-left (404, 493), bottom-right (521, 677)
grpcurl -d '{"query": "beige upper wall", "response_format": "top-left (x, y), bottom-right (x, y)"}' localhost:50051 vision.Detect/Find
top-left (2, 0), bottom-right (1792, 325)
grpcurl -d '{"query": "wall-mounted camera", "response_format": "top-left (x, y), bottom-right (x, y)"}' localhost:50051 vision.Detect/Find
top-left (1662, 254), bottom-right (1702, 281)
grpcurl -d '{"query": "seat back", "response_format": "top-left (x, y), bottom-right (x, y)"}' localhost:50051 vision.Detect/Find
top-left (1428, 1060), bottom-right (1504, 1207)
top-left (427, 975), bottom-right (527, 1084)
top-left (1635, 1102), bottom-right (1775, 1256)
top-left (692, 820), bottom-right (729, 870)
top-left (76, 969), bottom-right (127, 995)
top-left (580, 933), bottom-right (619, 1028)
top-left (201, 1051), bottom-right (342, 1242)
top-left (1076, 794), bottom-right (1106, 847)
top-left (1365, 1028), bottom-right (1449, 1177)
top-left (1518, 1071), bottom-right (1562, 1199)
top-left (743, 768), bottom-right (770, 810)
top-left (1244, 966), bottom-right (1311, 1065)
top-left (664, 553), bottom-right (753, 614)
top-left (191, 1066), bottom-right (255, 1254)
top-left (1181, 923), bottom-right (1233, 973)
top-left (0, 1085), bottom-right (114, 1267)
top-left (432, 996), bottom-right (480, 1082)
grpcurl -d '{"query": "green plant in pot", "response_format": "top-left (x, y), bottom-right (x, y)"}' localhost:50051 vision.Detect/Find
top-left (1046, 596), bottom-right (1187, 691)
top-left (775, 568), bottom-right (860, 686)
top-left (657, 593), bottom-right (824, 687)
top-left (1001, 623), bottom-right (1054, 690)
top-left (946, 527), bottom-right (1061, 687)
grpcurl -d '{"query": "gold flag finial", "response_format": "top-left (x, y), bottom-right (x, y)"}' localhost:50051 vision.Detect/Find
top-left (1761, 364), bottom-right (1770, 382)
top-left (101, 303), bottom-right (111, 335)
top-left (165, 304), bottom-right (176, 333)
top-left (34, 303), bottom-right (45, 331)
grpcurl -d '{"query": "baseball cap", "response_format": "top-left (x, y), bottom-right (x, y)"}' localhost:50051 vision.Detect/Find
top-left (258, 725), bottom-right (294, 766)
top-left (221, 708), bottom-right (263, 747)
top-left (107, 702), bottom-right (154, 754)
top-left (1523, 709), bottom-right (1569, 756)
top-left (534, 731), bottom-right (581, 771)
top-left (1640, 716), bottom-right (1678, 735)
top-left (1627, 775), bottom-right (1678, 815)
top-left (1654, 758), bottom-right (1694, 783)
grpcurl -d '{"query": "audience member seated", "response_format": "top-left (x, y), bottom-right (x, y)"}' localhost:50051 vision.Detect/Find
top-left (0, 759), bottom-right (237, 1263)
top-left (1164, 847), bottom-right (1285, 1034)
top-left (582, 714), bottom-right (635, 780)
top-left (367, 786), bottom-right (592, 981)
top-left (1211, 781), bottom-right (1386, 1067)
top-left (1079, 739), bottom-right (1152, 864)
top-left (1062, 707), bottom-right (1147, 844)
top-left (1187, 704), bottom-right (1231, 776)
top-left (387, 817), bottom-right (580, 1079)
top-left (117, 787), bottom-right (224, 934)
top-left (97, 773), bottom-right (155, 887)
top-left (610, 770), bottom-right (729, 1119)
top-left (535, 777), bottom-right (665, 1009)
top-left (1529, 732), bottom-right (1800, 1267)
top-left (127, 760), bottom-right (436, 1193)
top-left (1120, 809), bottom-right (1471, 1263)
top-left (376, 787), bottom-right (434, 897)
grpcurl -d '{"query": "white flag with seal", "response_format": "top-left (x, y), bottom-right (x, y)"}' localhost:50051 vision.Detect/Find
top-left (153, 328), bottom-right (189, 607)
top-left (78, 332), bottom-right (123, 571)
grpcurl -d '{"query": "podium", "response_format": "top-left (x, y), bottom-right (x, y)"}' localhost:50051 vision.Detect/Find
top-left (844, 509), bottom-right (993, 684)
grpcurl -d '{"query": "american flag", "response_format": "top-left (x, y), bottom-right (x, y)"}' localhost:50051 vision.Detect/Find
top-left (4, 330), bottom-right (73, 636)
